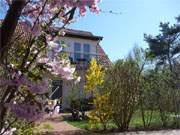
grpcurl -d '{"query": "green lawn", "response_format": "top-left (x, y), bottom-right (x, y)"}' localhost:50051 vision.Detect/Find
top-left (66, 110), bottom-right (175, 130)
top-left (67, 120), bottom-right (89, 129)
top-left (67, 119), bottom-right (117, 130)
top-left (130, 110), bottom-right (160, 127)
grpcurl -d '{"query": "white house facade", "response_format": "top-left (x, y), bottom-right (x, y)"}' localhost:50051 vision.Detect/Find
top-left (50, 28), bottom-right (111, 109)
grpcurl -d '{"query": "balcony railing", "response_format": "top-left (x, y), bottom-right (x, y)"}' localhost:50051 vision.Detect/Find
top-left (62, 51), bottom-right (109, 70)
top-left (63, 51), bottom-right (98, 60)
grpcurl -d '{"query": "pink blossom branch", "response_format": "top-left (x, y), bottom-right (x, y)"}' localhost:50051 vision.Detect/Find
top-left (31, 0), bottom-right (48, 31)
top-left (20, 36), bottom-right (35, 68)
top-left (23, 7), bottom-right (77, 70)
top-left (25, 44), bottom-right (47, 70)
top-left (0, 85), bottom-right (17, 129)
top-left (0, 118), bottom-right (17, 135)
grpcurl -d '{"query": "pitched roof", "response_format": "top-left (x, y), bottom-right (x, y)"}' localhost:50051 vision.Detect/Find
top-left (97, 44), bottom-right (112, 66)
top-left (51, 27), bottom-right (103, 41)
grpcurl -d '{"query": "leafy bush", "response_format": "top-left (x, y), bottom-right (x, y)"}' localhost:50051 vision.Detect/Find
top-left (66, 86), bottom-right (92, 120)
top-left (106, 59), bottom-right (140, 131)
top-left (12, 120), bottom-right (41, 135)
top-left (140, 69), bottom-right (180, 128)
top-left (70, 98), bottom-right (93, 120)
top-left (85, 59), bottom-right (112, 130)
top-left (88, 92), bottom-right (112, 130)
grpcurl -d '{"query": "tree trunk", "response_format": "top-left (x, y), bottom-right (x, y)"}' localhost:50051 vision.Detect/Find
top-left (0, 0), bottom-right (26, 63)
top-left (0, 0), bottom-right (26, 130)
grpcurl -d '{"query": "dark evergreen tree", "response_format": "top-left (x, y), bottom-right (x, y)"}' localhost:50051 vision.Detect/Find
top-left (144, 15), bottom-right (180, 71)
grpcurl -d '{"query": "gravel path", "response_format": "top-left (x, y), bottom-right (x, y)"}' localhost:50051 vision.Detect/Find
top-left (41, 115), bottom-right (89, 135)
top-left (42, 121), bottom-right (87, 135)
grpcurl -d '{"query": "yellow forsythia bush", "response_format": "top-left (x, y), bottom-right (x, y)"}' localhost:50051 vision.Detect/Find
top-left (85, 59), bottom-right (112, 130)
top-left (84, 58), bottom-right (104, 93)
top-left (88, 93), bottom-right (112, 130)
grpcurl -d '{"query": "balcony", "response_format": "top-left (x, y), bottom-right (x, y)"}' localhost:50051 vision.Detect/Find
top-left (62, 51), bottom-right (109, 70)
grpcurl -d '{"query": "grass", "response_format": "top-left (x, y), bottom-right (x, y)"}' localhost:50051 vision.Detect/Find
top-left (67, 119), bottom-right (117, 130)
top-left (66, 110), bottom-right (176, 131)
top-left (67, 120), bottom-right (89, 129)
top-left (38, 122), bottom-right (54, 132)
top-left (130, 110), bottom-right (161, 128)
top-left (41, 123), bottom-right (54, 130)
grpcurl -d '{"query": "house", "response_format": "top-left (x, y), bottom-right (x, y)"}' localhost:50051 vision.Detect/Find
top-left (50, 28), bottom-right (111, 109)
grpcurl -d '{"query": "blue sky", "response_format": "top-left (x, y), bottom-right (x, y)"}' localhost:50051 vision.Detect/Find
top-left (1, 0), bottom-right (179, 61)
top-left (69, 0), bottom-right (180, 62)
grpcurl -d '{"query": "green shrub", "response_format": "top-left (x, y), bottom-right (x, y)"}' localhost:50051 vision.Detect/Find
top-left (106, 59), bottom-right (140, 131)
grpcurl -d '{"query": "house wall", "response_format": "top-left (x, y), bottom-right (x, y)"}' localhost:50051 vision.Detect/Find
top-left (61, 70), bottom-right (86, 109)
top-left (58, 36), bottom-right (100, 59)
top-left (61, 80), bottom-right (73, 109)
top-left (56, 36), bottom-right (101, 109)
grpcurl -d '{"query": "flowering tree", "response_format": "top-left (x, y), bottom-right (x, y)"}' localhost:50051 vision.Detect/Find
top-left (0, 0), bottom-right (101, 134)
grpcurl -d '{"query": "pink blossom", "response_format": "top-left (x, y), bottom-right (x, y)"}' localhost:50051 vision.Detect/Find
top-left (0, 75), bottom-right (49, 94)
top-left (37, 57), bottom-right (49, 63)
top-left (37, 55), bottom-right (75, 80)
top-left (1, 127), bottom-right (16, 135)
top-left (6, 103), bottom-right (44, 122)
top-left (45, 59), bottom-right (75, 80)
top-left (32, 24), bottom-right (42, 37)
top-left (90, 4), bottom-right (101, 13)
top-left (0, 75), bottom-right (27, 87)
top-left (22, 21), bottom-right (41, 37)
top-left (27, 80), bottom-right (49, 94)
top-left (1, 0), bottom-right (102, 123)
top-left (48, 41), bottom-right (62, 53)
top-left (21, 0), bottom-right (101, 28)
top-left (79, 6), bottom-right (86, 16)
top-left (46, 40), bottom-right (63, 57)
top-left (60, 31), bottom-right (66, 36)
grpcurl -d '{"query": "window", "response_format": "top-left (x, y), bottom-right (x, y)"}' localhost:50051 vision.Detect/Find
top-left (83, 44), bottom-right (90, 61)
top-left (74, 42), bottom-right (81, 60)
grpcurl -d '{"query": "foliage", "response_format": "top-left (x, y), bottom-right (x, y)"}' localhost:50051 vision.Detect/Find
top-left (144, 16), bottom-right (180, 128)
top-left (2, 117), bottom-right (41, 135)
top-left (140, 69), bottom-right (180, 128)
top-left (66, 86), bottom-right (86, 107)
top-left (144, 16), bottom-right (180, 71)
top-left (106, 59), bottom-right (140, 131)
top-left (128, 46), bottom-right (155, 128)
top-left (67, 119), bottom-right (117, 131)
top-left (84, 59), bottom-right (112, 130)
top-left (88, 92), bottom-right (112, 130)
top-left (66, 85), bottom-right (92, 120)
top-left (84, 58), bottom-right (104, 93)
top-left (67, 110), bottom-right (175, 130)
